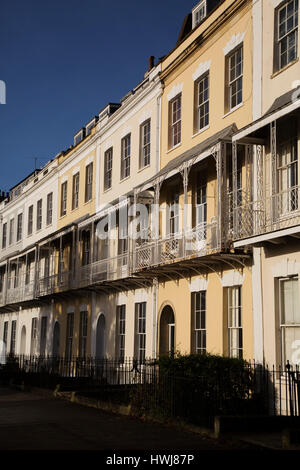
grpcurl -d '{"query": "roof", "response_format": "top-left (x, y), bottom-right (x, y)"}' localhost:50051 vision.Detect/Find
top-left (137, 123), bottom-right (238, 190)
top-left (265, 87), bottom-right (300, 116)
top-left (232, 86), bottom-right (300, 141)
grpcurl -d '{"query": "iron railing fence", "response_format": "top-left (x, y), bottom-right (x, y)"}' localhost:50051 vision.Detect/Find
top-left (1, 355), bottom-right (299, 423)
top-left (79, 253), bottom-right (129, 288)
top-left (134, 221), bottom-right (220, 272)
top-left (230, 186), bottom-right (300, 241)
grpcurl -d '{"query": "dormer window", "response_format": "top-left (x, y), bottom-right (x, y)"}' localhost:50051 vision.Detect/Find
top-left (192, 1), bottom-right (207, 29)
top-left (85, 116), bottom-right (98, 136)
top-left (74, 129), bottom-right (85, 146)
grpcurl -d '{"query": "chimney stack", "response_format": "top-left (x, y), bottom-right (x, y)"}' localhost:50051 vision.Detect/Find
top-left (148, 56), bottom-right (155, 72)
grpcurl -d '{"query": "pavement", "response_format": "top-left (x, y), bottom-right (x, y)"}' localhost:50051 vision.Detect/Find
top-left (0, 387), bottom-right (271, 454)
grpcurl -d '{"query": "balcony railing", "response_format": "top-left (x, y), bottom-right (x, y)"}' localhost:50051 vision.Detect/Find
top-left (231, 186), bottom-right (300, 240)
top-left (37, 271), bottom-right (73, 297)
top-left (134, 220), bottom-right (219, 271)
top-left (6, 280), bottom-right (35, 305)
top-left (79, 253), bottom-right (129, 288)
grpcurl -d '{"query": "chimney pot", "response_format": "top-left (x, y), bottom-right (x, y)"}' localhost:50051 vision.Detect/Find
top-left (148, 56), bottom-right (155, 72)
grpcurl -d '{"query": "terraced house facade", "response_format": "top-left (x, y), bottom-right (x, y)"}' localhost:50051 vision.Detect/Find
top-left (0, 0), bottom-right (300, 368)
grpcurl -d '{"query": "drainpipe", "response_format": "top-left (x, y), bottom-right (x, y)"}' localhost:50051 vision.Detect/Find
top-left (252, 246), bottom-right (264, 364)
top-left (152, 277), bottom-right (158, 358)
top-left (156, 85), bottom-right (163, 174)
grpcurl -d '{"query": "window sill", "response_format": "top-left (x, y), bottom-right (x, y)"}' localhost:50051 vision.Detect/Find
top-left (166, 143), bottom-right (182, 154)
top-left (192, 125), bottom-right (210, 139)
top-left (223, 102), bottom-right (243, 119)
top-left (103, 187), bottom-right (112, 194)
top-left (120, 176), bottom-right (130, 183)
top-left (271, 58), bottom-right (299, 79)
top-left (60, 214), bottom-right (67, 220)
top-left (138, 163), bottom-right (151, 173)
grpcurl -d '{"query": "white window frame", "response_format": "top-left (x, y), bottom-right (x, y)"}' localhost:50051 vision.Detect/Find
top-left (135, 302), bottom-right (146, 362)
top-left (170, 94), bottom-right (181, 148)
top-left (2, 222), bottom-right (7, 249)
top-left (61, 181), bottom-right (67, 217)
top-left (40, 316), bottom-right (47, 356)
top-left (85, 163), bottom-right (93, 203)
top-left (193, 291), bottom-right (206, 354)
top-left (65, 312), bottom-right (74, 360)
top-left (227, 46), bottom-right (243, 111)
top-left (196, 73), bottom-right (209, 131)
top-left (79, 311), bottom-right (88, 358)
top-left (36, 199), bottom-right (42, 231)
top-left (227, 286), bottom-right (243, 358)
top-left (9, 218), bottom-right (14, 246)
top-left (10, 320), bottom-right (16, 354)
top-left (277, 0), bottom-right (298, 71)
top-left (279, 276), bottom-right (300, 365)
top-left (192, 1), bottom-right (207, 29)
top-left (30, 317), bottom-right (38, 355)
top-left (140, 119), bottom-right (151, 168)
top-left (104, 147), bottom-right (113, 191)
top-left (46, 192), bottom-right (53, 226)
top-left (117, 305), bottom-right (126, 363)
top-left (16, 213), bottom-right (22, 242)
top-left (121, 134), bottom-right (131, 180)
top-left (277, 136), bottom-right (298, 213)
top-left (72, 173), bottom-right (80, 210)
top-left (28, 205), bottom-right (33, 236)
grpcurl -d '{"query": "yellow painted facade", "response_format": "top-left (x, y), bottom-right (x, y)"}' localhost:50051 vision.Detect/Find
top-left (155, 0), bottom-right (254, 360)
top-left (160, 0), bottom-right (253, 169)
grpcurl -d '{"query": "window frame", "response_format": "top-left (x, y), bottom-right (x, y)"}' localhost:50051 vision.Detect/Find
top-left (227, 286), bottom-right (243, 359)
top-left (46, 192), bottom-right (53, 226)
top-left (30, 317), bottom-right (38, 355)
top-left (226, 46), bottom-right (243, 112)
top-left (40, 316), bottom-right (47, 356)
top-left (28, 205), bottom-right (33, 236)
top-left (192, 291), bottom-right (206, 354)
top-left (195, 73), bottom-right (209, 132)
top-left (117, 305), bottom-right (126, 363)
top-left (278, 276), bottom-right (300, 365)
top-left (16, 213), bottom-right (23, 242)
top-left (120, 134), bottom-right (131, 180)
top-left (72, 173), bottom-right (80, 210)
top-left (192, 0), bottom-right (207, 29)
top-left (139, 119), bottom-right (151, 169)
top-left (9, 218), bottom-right (14, 246)
top-left (36, 199), bottom-right (42, 231)
top-left (79, 311), bottom-right (88, 359)
top-left (104, 147), bottom-right (113, 191)
top-left (61, 181), bottom-right (67, 217)
top-left (275, 0), bottom-right (299, 72)
top-left (10, 320), bottom-right (16, 355)
top-left (65, 312), bottom-right (74, 360)
top-left (85, 163), bottom-right (93, 203)
top-left (169, 94), bottom-right (182, 149)
top-left (135, 302), bottom-right (146, 363)
top-left (2, 222), bottom-right (7, 249)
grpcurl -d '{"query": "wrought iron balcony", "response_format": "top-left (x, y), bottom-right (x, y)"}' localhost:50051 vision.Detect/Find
top-left (231, 186), bottom-right (300, 241)
top-left (6, 280), bottom-right (35, 305)
top-left (134, 220), bottom-right (220, 272)
top-left (78, 252), bottom-right (129, 288)
top-left (37, 271), bottom-right (73, 297)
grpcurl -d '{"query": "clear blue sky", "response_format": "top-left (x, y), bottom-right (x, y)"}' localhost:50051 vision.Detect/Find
top-left (0, 0), bottom-right (198, 192)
